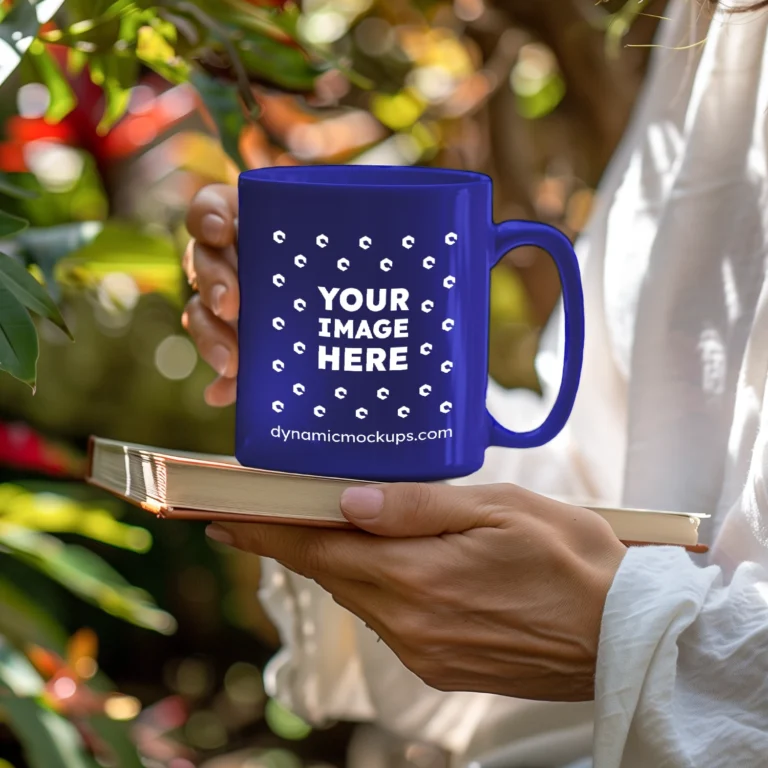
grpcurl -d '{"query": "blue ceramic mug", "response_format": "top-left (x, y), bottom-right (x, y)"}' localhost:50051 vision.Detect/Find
top-left (236, 165), bottom-right (584, 482)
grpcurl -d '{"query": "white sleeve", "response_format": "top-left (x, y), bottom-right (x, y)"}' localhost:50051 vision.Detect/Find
top-left (258, 557), bottom-right (499, 753)
top-left (593, 546), bottom-right (768, 767)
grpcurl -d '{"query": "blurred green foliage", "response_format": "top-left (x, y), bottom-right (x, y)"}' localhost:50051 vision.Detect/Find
top-left (0, 0), bottom-right (339, 389)
top-left (0, 1), bottom-right (337, 764)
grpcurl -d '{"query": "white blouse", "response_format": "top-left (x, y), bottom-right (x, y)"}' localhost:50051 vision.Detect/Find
top-left (258, 2), bottom-right (768, 766)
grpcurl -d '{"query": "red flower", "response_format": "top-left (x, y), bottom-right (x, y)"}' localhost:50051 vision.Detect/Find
top-left (0, 421), bottom-right (85, 477)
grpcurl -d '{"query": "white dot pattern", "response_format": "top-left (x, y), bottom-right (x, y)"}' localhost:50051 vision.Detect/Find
top-left (268, 230), bottom-right (459, 419)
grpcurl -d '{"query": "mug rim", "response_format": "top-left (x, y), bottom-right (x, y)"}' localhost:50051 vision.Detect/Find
top-left (239, 164), bottom-right (491, 189)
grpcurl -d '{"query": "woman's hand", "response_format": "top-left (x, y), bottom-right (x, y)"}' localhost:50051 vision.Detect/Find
top-left (206, 482), bottom-right (626, 702)
top-left (182, 184), bottom-right (240, 406)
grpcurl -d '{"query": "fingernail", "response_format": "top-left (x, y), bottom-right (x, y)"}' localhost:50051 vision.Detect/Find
top-left (209, 344), bottom-right (230, 376)
top-left (206, 524), bottom-right (234, 545)
top-left (210, 284), bottom-right (226, 316)
top-left (201, 213), bottom-right (226, 244)
top-left (341, 487), bottom-right (384, 520)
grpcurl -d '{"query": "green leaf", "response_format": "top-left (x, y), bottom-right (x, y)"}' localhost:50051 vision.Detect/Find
top-left (93, 54), bottom-right (139, 134)
top-left (0, 523), bottom-right (177, 635)
top-left (0, 637), bottom-right (42, 697)
top-left (136, 23), bottom-right (189, 84)
top-left (88, 53), bottom-right (104, 85)
top-left (0, 639), bottom-right (92, 768)
top-left (66, 47), bottom-right (87, 75)
top-left (190, 70), bottom-right (247, 171)
top-left (16, 222), bottom-right (103, 296)
top-left (0, 252), bottom-right (72, 339)
top-left (136, 21), bottom-right (174, 59)
top-left (0, 173), bottom-right (37, 201)
top-left (0, 484), bottom-right (151, 553)
top-left (88, 715), bottom-right (143, 768)
top-left (56, 222), bottom-right (181, 302)
top-left (0, 696), bottom-right (93, 768)
top-left (237, 31), bottom-right (324, 93)
top-left (0, 0), bottom-right (39, 88)
top-left (26, 40), bottom-right (76, 123)
top-left (197, 0), bottom-right (299, 45)
top-left (0, 576), bottom-right (68, 654)
top-left (0, 210), bottom-right (29, 238)
top-left (0, 283), bottom-right (38, 386)
top-left (66, 0), bottom-right (115, 21)
top-left (116, 6), bottom-right (152, 44)
top-left (155, 8), bottom-right (202, 57)
top-left (0, 559), bottom-right (141, 767)
top-left (47, 4), bottom-right (122, 50)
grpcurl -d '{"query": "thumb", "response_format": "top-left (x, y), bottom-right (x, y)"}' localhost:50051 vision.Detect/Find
top-left (339, 482), bottom-right (505, 537)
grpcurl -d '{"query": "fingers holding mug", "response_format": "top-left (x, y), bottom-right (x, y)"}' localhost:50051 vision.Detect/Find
top-left (186, 184), bottom-right (239, 249)
top-left (184, 240), bottom-right (240, 323)
top-left (183, 293), bottom-right (239, 381)
top-left (203, 375), bottom-right (237, 407)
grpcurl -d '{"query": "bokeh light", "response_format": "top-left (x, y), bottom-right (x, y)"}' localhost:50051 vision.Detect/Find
top-left (224, 662), bottom-right (265, 708)
top-left (24, 142), bottom-right (85, 193)
top-left (299, 11), bottom-right (349, 45)
top-left (16, 83), bottom-right (50, 118)
top-left (174, 657), bottom-right (213, 698)
top-left (185, 710), bottom-right (227, 750)
top-left (98, 273), bottom-right (141, 313)
top-left (52, 676), bottom-right (76, 699)
top-left (155, 334), bottom-right (198, 381)
top-left (354, 17), bottom-right (395, 56)
top-left (105, 694), bottom-right (142, 720)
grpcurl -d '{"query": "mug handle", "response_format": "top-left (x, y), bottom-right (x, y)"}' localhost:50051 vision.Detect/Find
top-left (486, 220), bottom-right (585, 449)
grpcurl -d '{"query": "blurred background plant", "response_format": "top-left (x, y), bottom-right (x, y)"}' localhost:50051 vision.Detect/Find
top-left (0, 0), bottom-right (668, 765)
